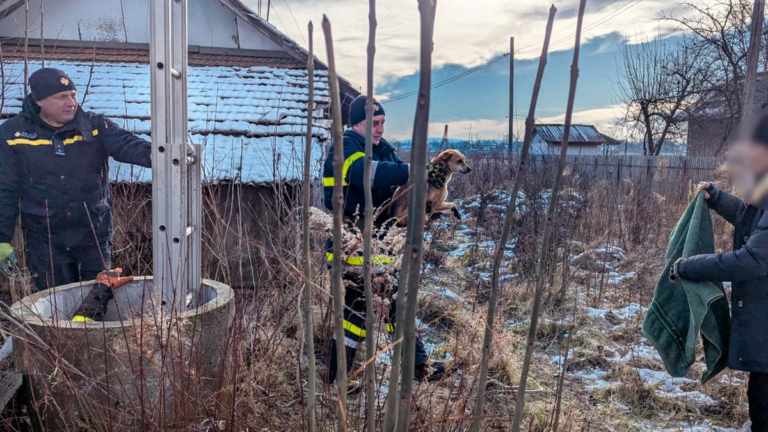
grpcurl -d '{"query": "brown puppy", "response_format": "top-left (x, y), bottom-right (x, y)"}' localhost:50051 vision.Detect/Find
top-left (389, 149), bottom-right (472, 227)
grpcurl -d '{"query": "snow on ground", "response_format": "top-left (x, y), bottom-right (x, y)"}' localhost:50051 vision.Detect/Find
top-left (418, 190), bottom-right (745, 430)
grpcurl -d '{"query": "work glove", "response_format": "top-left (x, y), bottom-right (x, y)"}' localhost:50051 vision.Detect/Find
top-left (72, 268), bottom-right (134, 322)
top-left (427, 163), bottom-right (448, 188)
top-left (0, 243), bottom-right (17, 272)
top-left (451, 207), bottom-right (462, 220)
top-left (669, 258), bottom-right (685, 283)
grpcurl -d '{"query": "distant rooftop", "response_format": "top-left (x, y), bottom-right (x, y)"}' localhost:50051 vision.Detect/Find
top-left (533, 124), bottom-right (619, 145)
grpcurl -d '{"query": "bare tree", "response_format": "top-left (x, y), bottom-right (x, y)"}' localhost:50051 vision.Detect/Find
top-left (664, 0), bottom-right (763, 153)
top-left (322, 14), bottom-right (348, 432)
top-left (301, 21), bottom-right (317, 432)
top-left (363, 2), bottom-right (377, 432)
top-left (617, 34), bottom-right (705, 155)
top-left (473, 6), bottom-right (557, 432)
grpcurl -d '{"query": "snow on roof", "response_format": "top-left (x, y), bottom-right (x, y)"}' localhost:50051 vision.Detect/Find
top-left (533, 124), bottom-right (617, 145)
top-left (1, 59), bottom-right (331, 184)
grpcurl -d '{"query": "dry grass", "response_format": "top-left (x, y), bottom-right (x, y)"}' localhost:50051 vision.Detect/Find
top-left (0, 150), bottom-right (748, 431)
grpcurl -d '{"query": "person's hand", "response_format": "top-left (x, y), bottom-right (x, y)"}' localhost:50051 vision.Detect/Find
top-left (669, 258), bottom-right (685, 283)
top-left (697, 182), bottom-right (712, 199)
top-left (427, 163), bottom-right (448, 188)
top-left (0, 243), bottom-right (17, 272)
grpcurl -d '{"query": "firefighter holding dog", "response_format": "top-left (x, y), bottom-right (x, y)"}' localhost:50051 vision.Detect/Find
top-left (322, 95), bottom-right (451, 387)
top-left (0, 68), bottom-right (151, 291)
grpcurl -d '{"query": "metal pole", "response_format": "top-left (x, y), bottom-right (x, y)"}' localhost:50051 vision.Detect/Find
top-left (150, 0), bottom-right (201, 311)
top-left (509, 36), bottom-right (514, 155)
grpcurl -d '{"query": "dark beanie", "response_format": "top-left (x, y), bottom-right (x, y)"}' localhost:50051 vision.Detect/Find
top-left (29, 68), bottom-right (76, 101)
top-left (349, 95), bottom-right (385, 127)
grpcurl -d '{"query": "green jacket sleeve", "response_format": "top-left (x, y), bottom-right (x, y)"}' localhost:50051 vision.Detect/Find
top-left (680, 210), bottom-right (768, 282)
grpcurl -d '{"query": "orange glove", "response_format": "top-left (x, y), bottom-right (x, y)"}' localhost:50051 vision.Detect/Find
top-left (94, 268), bottom-right (134, 289)
top-left (71, 268), bottom-right (134, 322)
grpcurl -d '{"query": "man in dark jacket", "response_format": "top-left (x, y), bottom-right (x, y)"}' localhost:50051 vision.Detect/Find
top-left (671, 110), bottom-right (768, 431)
top-left (0, 68), bottom-right (151, 291)
top-left (322, 95), bottom-right (449, 386)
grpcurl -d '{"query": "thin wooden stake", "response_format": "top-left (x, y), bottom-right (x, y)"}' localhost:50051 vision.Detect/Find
top-left (302, 21), bottom-right (317, 432)
top-left (23, 0), bottom-right (29, 96)
top-left (322, 15), bottom-right (348, 432)
top-left (744, 0), bottom-right (765, 117)
top-left (508, 36), bottom-right (514, 155)
top-left (363, 1), bottom-right (377, 431)
top-left (512, 1), bottom-right (585, 430)
top-left (395, 0), bottom-right (437, 429)
top-left (471, 6), bottom-right (557, 432)
top-left (434, 124), bottom-right (449, 155)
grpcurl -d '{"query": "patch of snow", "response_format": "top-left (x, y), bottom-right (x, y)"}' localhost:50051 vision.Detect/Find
top-left (585, 303), bottom-right (646, 321)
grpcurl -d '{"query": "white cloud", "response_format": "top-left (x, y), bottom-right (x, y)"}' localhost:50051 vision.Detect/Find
top-left (385, 104), bottom-right (629, 141)
top-left (256, 0), bottom-right (681, 87)
top-left (387, 117), bottom-right (512, 141)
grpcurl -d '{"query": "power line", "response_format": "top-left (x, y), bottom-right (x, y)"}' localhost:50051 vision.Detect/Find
top-left (514, 0), bottom-right (628, 54)
top-left (382, 54), bottom-right (509, 104)
top-left (282, 0), bottom-right (307, 46)
top-left (268, 2), bottom-right (291, 37)
top-left (382, 0), bottom-right (643, 104)
top-left (517, 0), bottom-right (643, 55)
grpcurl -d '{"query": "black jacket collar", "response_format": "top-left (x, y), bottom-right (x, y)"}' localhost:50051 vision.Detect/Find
top-left (343, 129), bottom-right (396, 156)
top-left (20, 94), bottom-right (93, 140)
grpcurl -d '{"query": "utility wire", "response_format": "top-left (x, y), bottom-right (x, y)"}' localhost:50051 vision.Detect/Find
top-left (269, 2), bottom-right (291, 37)
top-left (282, 0), bottom-right (307, 45)
top-left (382, 54), bottom-right (509, 103)
top-left (384, 0), bottom-right (642, 104)
top-left (514, 0), bottom-right (628, 54)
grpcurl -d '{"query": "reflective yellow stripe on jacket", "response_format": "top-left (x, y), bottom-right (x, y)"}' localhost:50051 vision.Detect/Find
top-left (323, 152), bottom-right (366, 187)
top-left (325, 252), bottom-right (393, 266)
top-left (343, 320), bottom-right (366, 337)
top-left (71, 315), bottom-right (93, 323)
top-left (7, 129), bottom-right (99, 146)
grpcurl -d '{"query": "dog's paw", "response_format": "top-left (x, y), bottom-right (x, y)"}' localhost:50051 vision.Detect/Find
top-left (451, 207), bottom-right (462, 220)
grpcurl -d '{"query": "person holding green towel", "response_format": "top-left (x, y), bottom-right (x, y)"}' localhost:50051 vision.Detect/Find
top-left (670, 110), bottom-right (768, 431)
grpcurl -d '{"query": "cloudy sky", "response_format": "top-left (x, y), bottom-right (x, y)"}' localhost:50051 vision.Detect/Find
top-left (246, 0), bottom-right (686, 140)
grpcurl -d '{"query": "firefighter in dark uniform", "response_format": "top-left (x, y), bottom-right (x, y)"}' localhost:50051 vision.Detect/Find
top-left (0, 68), bottom-right (152, 291)
top-left (323, 95), bottom-right (449, 385)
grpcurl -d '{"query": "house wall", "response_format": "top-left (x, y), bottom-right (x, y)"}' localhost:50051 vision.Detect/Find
top-left (530, 135), bottom-right (603, 155)
top-left (108, 182), bottom-right (300, 289)
top-left (0, 0), bottom-right (282, 51)
top-left (687, 118), bottom-right (730, 157)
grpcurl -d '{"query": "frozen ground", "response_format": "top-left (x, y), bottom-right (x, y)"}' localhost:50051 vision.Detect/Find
top-left (406, 189), bottom-right (750, 431)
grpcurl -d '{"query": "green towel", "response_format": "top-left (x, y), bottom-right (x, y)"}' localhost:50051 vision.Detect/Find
top-left (642, 193), bottom-right (730, 384)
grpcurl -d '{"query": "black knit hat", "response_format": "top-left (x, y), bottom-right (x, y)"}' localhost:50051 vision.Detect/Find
top-left (349, 95), bottom-right (385, 127)
top-left (29, 68), bottom-right (76, 101)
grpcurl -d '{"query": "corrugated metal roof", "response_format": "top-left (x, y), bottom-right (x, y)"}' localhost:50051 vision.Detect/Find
top-left (533, 124), bottom-right (615, 144)
top-left (1, 59), bottom-right (331, 184)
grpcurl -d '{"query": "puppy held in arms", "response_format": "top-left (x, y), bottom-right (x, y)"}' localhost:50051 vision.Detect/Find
top-left (389, 149), bottom-right (472, 227)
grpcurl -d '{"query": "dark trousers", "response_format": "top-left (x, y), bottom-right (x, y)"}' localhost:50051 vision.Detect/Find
top-left (26, 237), bottom-right (110, 291)
top-left (327, 271), bottom-right (429, 383)
top-left (750, 373), bottom-right (768, 431)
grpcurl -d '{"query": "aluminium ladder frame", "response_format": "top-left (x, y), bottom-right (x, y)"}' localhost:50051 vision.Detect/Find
top-left (149, 0), bottom-right (202, 311)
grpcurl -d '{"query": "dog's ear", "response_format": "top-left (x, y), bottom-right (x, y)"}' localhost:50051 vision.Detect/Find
top-left (441, 152), bottom-right (454, 162)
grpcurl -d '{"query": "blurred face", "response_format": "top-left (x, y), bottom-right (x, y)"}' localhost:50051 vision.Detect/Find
top-left (352, 114), bottom-right (386, 144)
top-left (727, 140), bottom-right (768, 197)
top-left (36, 90), bottom-right (78, 127)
